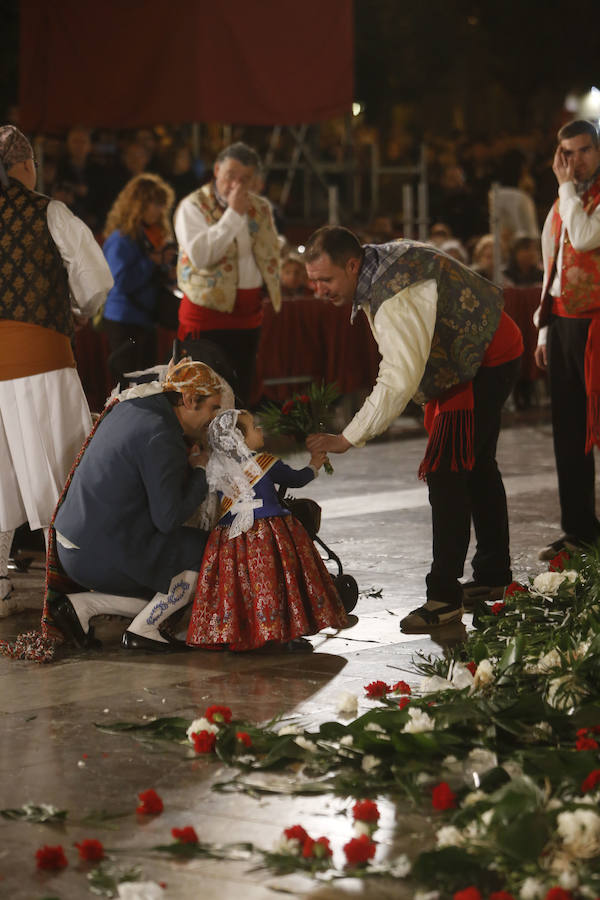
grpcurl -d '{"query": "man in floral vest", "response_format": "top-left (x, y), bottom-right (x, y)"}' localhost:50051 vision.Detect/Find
top-left (534, 120), bottom-right (600, 561)
top-left (174, 142), bottom-right (281, 405)
top-left (305, 226), bottom-right (523, 634)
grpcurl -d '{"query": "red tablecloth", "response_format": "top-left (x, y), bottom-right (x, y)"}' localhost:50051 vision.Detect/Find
top-left (74, 288), bottom-right (542, 412)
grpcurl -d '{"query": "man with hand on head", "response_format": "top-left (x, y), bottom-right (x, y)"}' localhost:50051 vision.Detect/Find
top-left (534, 120), bottom-right (600, 562)
top-left (174, 142), bottom-right (281, 405)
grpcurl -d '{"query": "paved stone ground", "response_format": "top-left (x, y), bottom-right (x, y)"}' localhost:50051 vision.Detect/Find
top-left (0, 410), bottom-right (566, 899)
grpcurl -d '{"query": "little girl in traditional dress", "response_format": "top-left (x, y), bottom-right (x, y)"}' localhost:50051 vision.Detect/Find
top-left (186, 408), bottom-right (348, 651)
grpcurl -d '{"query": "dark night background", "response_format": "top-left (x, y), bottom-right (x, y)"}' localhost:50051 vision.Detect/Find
top-left (2, 1), bottom-right (599, 138)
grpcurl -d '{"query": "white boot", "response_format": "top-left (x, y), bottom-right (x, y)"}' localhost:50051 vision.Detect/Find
top-left (125, 571), bottom-right (199, 647)
top-left (0, 530), bottom-right (23, 617)
top-left (66, 592), bottom-right (148, 633)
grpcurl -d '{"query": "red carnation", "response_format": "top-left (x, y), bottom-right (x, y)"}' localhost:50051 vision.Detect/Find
top-left (352, 799), bottom-right (380, 823)
top-left (465, 661), bottom-right (477, 675)
top-left (391, 680), bottom-right (411, 695)
top-left (204, 704), bottom-right (232, 725)
top-left (431, 781), bottom-right (457, 810)
top-left (454, 889), bottom-right (482, 900)
top-left (136, 789), bottom-right (163, 815)
top-left (576, 735), bottom-right (599, 751)
top-left (398, 696), bottom-right (411, 710)
top-left (364, 680), bottom-right (390, 699)
top-left (282, 401), bottom-right (294, 415)
top-left (313, 836), bottom-right (333, 858)
top-left (343, 833), bottom-right (376, 866)
top-left (549, 550), bottom-right (571, 572)
top-left (192, 730), bottom-right (216, 754)
top-left (490, 892), bottom-right (516, 900)
top-left (236, 731), bottom-right (252, 747)
top-left (545, 889), bottom-right (574, 900)
top-left (582, 769), bottom-right (600, 793)
top-left (284, 824), bottom-right (309, 844)
top-left (35, 844), bottom-right (68, 870)
top-left (172, 826), bottom-right (199, 844)
top-left (504, 581), bottom-right (526, 598)
top-left (491, 601), bottom-right (506, 615)
top-left (74, 838), bottom-right (104, 861)
top-left (302, 836), bottom-right (316, 858)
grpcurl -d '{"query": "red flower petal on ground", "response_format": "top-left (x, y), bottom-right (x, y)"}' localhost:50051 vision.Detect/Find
top-left (391, 680), bottom-right (411, 695)
top-left (454, 889), bottom-right (482, 900)
top-left (398, 696), bottom-right (411, 709)
top-left (364, 680), bottom-right (390, 699)
top-left (465, 661), bottom-right (477, 675)
top-left (204, 705), bottom-right (232, 725)
top-left (491, 601), bottom-right (506, 615)
top-left (352, 799), bottom-right (380, 823)
top-left (549, 550), bottom-right (571, 572)
top-left (284, 824), bottom-right (309, 842)
top-left (74, 838), bottom-right (104, 861)
top-left (35, 845), bottom-right (68, 870)
top-left (431, 781), bottom-right (457, 810)
top-left (136, 789), bottom-right (164, 815)
top-left (236, 731), bottom-right (252, 747)
top-left (504, 581), bottom-right (526, 597)
top-left (191, 730), bottom-right (216, 754)
top-left (576, 735), bottom-right (599, 751)
top-left (545, 889), bottom-right (574, 900)
top-left (582, 769), bottom-right (600, 793)
top-left (343, 833), bottom-right (376, 865)
top-left (490, 892), bottom-right (516, 900)
top-left (172, 826), bottom-right (199, 844)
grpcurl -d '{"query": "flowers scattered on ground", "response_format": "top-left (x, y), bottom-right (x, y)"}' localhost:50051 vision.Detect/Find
top-left (35, 844), bottom-right (68, 870)
top-left (136, 789), bottom-right (163, 816)
top-left (75, 838), bottom-right (105, 861)
top-left (431, 782), bottom-right (457, 811)
top-left (343, 833), bottom-right (377, 866)
top-left (172, 826), bottom-right (198, 845)
top-left (364, 680), bottom-right (390, 699)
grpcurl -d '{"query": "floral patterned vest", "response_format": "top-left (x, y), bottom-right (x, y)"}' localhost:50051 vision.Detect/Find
top-left (177, 184), bottom-right (281, 313)
top-left (0, 178), bottom-right (72, 338)
top-left (548, 173), bottom-right (600, 316)
top-left (366, 241), bottom-right (503, 403)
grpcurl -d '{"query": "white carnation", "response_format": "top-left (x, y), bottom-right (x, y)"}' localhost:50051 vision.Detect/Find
top-left (365, 722), bottom-right (386, 733)
top-left (563, 569), bottom-right (578, 583)
top-left (186, 717), bottom-right (218, 742)
top-left (362, 754), bottom-right (380, 773)
top-left (388, 853), bottom-right (411, 877)
top-left (420, 674), bottom-right (456, 693)
top-left (403, 707), bottom-right (435, 733)
top-left (557, 808), bottom-right (600, 857)
top-left (558, 867), bottom-right (579, 890)
top-left (536, 648), bottom-right (562, 672)
top-left (273, 835), bottom-right (302, 855)
top-left (520, 876), bottom-right (546, 899)
top-left (436, 825), bottom-right (463, 847)
top-left (336, 691), bottom-right (358, 716)
top-left (546, 675), bottom-right (586, 710)
top-left (353, 820), bottom-right (373, 837)
top-left (531, 571), bottom-right (568, 596)
top-left (340, 734), bottom-right (354, 747)
top-left (451, 662), bottom-right (475, 689)
top-left (472, 658), bottom-right (495, 689)
top-left (295, 736), bottom-right (318, 753)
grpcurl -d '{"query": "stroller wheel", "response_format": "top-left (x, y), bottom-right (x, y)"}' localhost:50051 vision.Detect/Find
top-left (333, 574), bottom-right (359, 614)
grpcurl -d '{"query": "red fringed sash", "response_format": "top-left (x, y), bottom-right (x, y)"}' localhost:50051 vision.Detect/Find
top-left (418, 382), bottom-right (474, 480)
top-left (584, 318), bottom-right (600, 453)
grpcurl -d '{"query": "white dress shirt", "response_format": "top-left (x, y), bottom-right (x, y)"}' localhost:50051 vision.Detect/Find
top-left (343, 280), bottom-right (438, 446)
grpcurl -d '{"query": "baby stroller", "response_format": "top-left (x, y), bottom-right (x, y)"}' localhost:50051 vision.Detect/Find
top-left (172, 337), bottom-right (360, 615)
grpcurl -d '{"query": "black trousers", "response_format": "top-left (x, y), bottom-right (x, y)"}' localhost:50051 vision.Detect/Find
top-left (182, 327), bottom-right (261, 408)
top-left (426, 357), bottom-right (521, 604)
top-left (104, 320), bottom-right (157, 387)
top-left (547, 315), bottom-right (600, 543)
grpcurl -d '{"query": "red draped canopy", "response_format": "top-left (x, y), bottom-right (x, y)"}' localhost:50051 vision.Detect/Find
top-left (19, 0), bottom-right (354, 131)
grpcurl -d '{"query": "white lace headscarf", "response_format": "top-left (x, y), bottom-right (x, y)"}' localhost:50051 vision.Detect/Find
top-left (206, 409), bottom-right (264, 539)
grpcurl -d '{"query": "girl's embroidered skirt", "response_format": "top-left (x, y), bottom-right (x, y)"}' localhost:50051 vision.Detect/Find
top-left (186, 515), bottom-right (348, 651)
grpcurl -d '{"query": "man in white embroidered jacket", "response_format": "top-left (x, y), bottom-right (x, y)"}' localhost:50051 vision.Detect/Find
top-left (305, 226), bottom-right (523, 634)
top-left (174, 142), bottom-right (280, 405)
top-left (0, 125), bottom-right (113, 617)
top-left (534, 119), bottom-right (600, 562)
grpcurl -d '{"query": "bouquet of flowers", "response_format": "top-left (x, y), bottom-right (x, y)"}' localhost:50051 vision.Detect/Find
top-left (258, 382), bottom-right (341, 474)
